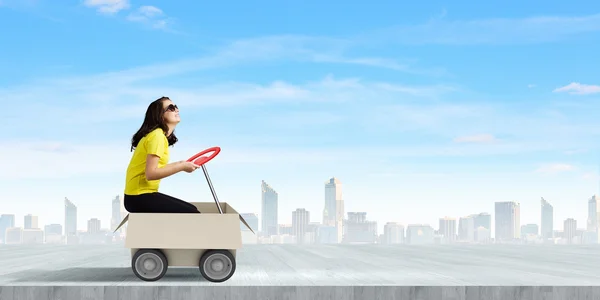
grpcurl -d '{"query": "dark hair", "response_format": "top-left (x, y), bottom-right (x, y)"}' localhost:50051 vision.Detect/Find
top-left (130, 96), bottom-right (179, 152)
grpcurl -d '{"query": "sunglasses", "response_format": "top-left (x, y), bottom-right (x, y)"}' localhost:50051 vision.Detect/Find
top-left (164, 104), bottom-right (178, 112)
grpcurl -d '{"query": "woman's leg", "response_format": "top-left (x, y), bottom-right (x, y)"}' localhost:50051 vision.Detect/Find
top-left (124, 193), bottom-right (200, 213)
top-left (156, 192), bottom-right (199, 211)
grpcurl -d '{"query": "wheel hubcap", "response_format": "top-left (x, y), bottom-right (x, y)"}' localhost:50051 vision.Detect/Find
top-left (203, 253), bottom-right (232, 281)
top-left (135, 253), bottom-right (164, 279)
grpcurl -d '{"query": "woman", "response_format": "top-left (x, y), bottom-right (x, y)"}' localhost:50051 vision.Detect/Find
top-left (123, 96), bottom-right (201, 213)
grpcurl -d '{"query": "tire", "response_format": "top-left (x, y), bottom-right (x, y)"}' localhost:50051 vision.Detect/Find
top-left (132, 249), bottom-right (168, 281)
top-left (199, 249), bottom-right (236, 282)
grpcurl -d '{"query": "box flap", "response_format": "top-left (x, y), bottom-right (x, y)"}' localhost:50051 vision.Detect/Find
top-left (239, 215), bottom-right (254, 234)
top-left (113, 214), bottom-right (129, 232)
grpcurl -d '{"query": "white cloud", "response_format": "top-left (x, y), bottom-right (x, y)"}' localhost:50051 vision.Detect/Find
top-left (23, 35), bottom-right (433, 90)
top-left (126, 5), bottom-right (169, 29)
top-left (582, 172), bottom-right (599, 180)
top-left (2, 35), bottom-right (599, 182)
top-left (366, 13), bottom-right (600, 45)
top-left (454, 134), bottom-right (498, 144)
top-left (83, 0), bottom-right (130, 14)
top-left (553, 82), bottom-right (600, 95)
top-left (564, 149), bottom-right (588, 155)
top-left (535, 163), bottom-right (575, 174)
top-left (0, 139), bottom-right (580, 180)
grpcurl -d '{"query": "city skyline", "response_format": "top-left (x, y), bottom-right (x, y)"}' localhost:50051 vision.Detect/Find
top-left (1, 178), bottom-right (598, 243)
top-left (2, 3), bottom-right (600, 239)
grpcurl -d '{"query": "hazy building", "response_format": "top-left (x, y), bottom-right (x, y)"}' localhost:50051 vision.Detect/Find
top-left (406, 224), bottom-right (434, 244)
top-left (474, 212), bottom-right (491, 241)
top-left (383, 222), bottom-right (405, 244)
top-left (521, 223), bottom-right (538, 239)
top-left (564, 218), bottom-right (577, 244)
top-left (0, 214), bottom-right (15, 243)
top-left (458, 215), bottom-right (475, 242)
top-left (344, 212), bottom-right (377, 243)
top-left (588, 195), bottom-right (600, 243)
top-left (279, 224), bottom-right (292, 235)
top-left (541, 197), bottom-right (553, 240)
top-left (240, 213), bottom-right (259, 232)
top-left (495, 201), bottom-right (520, 242)
top-left (24, 214), bottom-right (38, 229)
top-left (44, 224), bottom-right (62, 235)
top-left (292, 208), bottom-right (310, 244)
top-left (5, 227), bottom-right (22, 244)
top-left (87, 218), bottom-right (101, 234)
top-left (439, 217), bottom-right (456, 243)
top-left (45, 224), bottom-right (63, 244)
top-left (64, 197), bottom-right (77, 236)
top-left (261, 180), bottom-right (279, 237)
top-left (317, 226), bottom-right (337, 244)
top-left (324, 177), bottom-right (344, 243)
top-left (22, 229), bottom-right (44, 244)
top-left (111, 195), bottom-right (122, 231)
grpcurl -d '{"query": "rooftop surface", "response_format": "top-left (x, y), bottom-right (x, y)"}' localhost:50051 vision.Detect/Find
top-left (1, 243), bottom-right (599, 286)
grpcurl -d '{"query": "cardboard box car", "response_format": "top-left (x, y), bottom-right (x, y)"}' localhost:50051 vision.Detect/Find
top-left (114, 201), bottom-right (254, 282)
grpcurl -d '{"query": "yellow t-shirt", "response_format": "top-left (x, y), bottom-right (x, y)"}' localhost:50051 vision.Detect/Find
top-left (124, 128), bottom-right (170, 195)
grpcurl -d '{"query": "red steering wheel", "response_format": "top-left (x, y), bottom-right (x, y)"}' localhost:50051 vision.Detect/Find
top-left (186, 146), bottom-right (221, 166)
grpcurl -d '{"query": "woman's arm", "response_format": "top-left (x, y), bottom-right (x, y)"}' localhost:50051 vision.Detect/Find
top-left (145, 155), bottom-right (184, 181)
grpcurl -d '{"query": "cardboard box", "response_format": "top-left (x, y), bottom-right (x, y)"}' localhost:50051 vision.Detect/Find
top-left (115, 201), bottom-right (254, 282)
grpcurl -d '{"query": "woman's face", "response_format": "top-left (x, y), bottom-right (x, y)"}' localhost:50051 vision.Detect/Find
top-left (162, 99), bottom-right (180, 125)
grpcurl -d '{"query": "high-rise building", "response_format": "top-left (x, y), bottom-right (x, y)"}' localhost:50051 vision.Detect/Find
top-left (240, 213), bottom-right (259, 232)
top-left (564, 218), bottom-right (577, 244)
top-left (44, 224), bottom-right (62, 235)
top-left (0, 214), bottom-right (15, 243)
top-left (458, 215), bottom-right (475, 242)
top-left (87, 218), bottom-right (101, 234)
top-left (343, 212), bottom-right (377, 243)
top-left (383, 222), bottom-right (404, 244)
top-left (292, 208), bottom-right (310, 244)
top-left (261, 180), bottom-right (278, 237)
top-left (111, 195), bottom-right (122, 231)
top-left (541, 197), bottom-right (553, 240)
top-left (587, 195), bottom-right (600, 243)
top-left (324, 177), bottom-right (344, 243)
top-left (495, 201), bottom-right (520, 242)
top-left (24, 214), bottom-right (38, 229)
top-left (473, 212), bottom-right (491, 241)
top-left (521, 224), bottom-right (538, 239)
top-left (64, 197), bottom-right (77, 236)
top-left (406, 224), bottom-right (434, 244)
top-left (439, 217), bottom-right (456, 243)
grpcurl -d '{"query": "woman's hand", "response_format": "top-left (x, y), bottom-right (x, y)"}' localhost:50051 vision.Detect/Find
top-left (181, 161), bottom-right (201, 173)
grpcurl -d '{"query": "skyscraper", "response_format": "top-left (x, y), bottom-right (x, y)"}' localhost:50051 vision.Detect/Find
top-left (292, 208), bottom-right (310, 244)
top-left (88, 218), bottom-right (101, 234)
top-left (439, 217), bottom-right (456, 243)
top-left (564, 218), bottom-right (577, 244)
top-left (458, 215), bottom-right (475, 241)
top-left (541, 197), bottom-right (553, 240)
top-left (24, 214), bottom-right (38, 229)
top-left (240, 213), bottom-right (259, 232)
top-left (473, 212), bottom-right (491, 241)
top-left (261, 180), bottom-right (278, 237)
top-left (324, 177), bottom-right (344, 243)
top-left (111, 195), bottom-right (122, 231)
top-left (64, 197), bottom-right (77, 236)
top-left (495, 201), bottom-right (520, 242)
top-left (0, 214), bottom-right (15, 243)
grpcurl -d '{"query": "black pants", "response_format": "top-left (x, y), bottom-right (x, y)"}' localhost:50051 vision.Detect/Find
top-left (124, 192), bottom-right (200, 213)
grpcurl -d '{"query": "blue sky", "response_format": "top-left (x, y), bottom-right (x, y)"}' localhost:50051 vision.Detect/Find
top-left (1, 0), bottom-right (600, 236)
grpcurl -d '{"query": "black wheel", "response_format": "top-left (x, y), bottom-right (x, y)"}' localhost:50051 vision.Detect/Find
top-left (199, 250), bottom-right (236, 282)
top-left (132, 249), bottom-right (168, 281)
